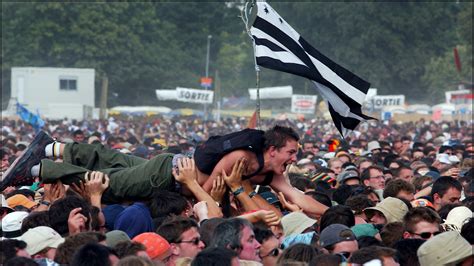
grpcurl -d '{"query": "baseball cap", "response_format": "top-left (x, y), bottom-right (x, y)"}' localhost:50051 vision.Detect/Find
top-left (337, 170), bottom-right (359, 184)
top-left (364, 197), bottom-right (409, 224)
top-left (132, 233), bottom-right (171, 261)
top-left (259, 191), bottom-right (280, 205)
top-left (351, 224), bottom-right (379, 239)
top-left (106, 230), bottom-right (131, 248)
top-left (417, 231), bottom-right (472, 266)
top-left (7, 194), bottom-right (37, 209)
top-left (20, 226), bottom-right (64, 255)
top-left (281, 212), bottom-right (317, 236)
top-left (436, 153), bottom-right (451, 165)
top-left (1, 211), bottom-right (29, 239)
top-left (411, 199), bottom-right (435, 210)
top-left (319, 224), bottom-right (356, 248)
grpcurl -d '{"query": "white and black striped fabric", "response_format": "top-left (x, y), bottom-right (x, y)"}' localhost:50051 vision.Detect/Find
top-left (250, 2), bottom-right (374, 137)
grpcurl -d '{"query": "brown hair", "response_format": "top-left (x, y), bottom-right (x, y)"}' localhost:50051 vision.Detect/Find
top-left (403, 207), bottom-right (441, 233)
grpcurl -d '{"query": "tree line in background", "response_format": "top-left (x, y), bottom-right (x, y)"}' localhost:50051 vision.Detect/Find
top-left (2, 1), bottom-right (472, 108)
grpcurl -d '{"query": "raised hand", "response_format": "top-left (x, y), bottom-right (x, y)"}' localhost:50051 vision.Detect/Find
top-left (85, 171), bottom-right (110, 196)
top-left (223, 157), bottom-right (246, 191)
top-left (210, 174), bottom-right (226, 204)
top-left (68, 207), bottom-right (88, 235)
top-left (172, 157), bottom-right (197, 185)
top-left (256, 209), bottom-right (281, 227)
top-left (278, 192), bottom-right (302, 212)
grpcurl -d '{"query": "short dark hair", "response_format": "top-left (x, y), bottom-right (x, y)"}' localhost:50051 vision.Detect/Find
top-left (383, 179), bottom-right (415, 199)
top-left (393, 238), bottom-right (425, 266)
top-left (290, 176), bottom-right (315, 192)
top-left (199, 218), bottom-right (225, 248)
top-left (430, 176), bottom-right (462, 198)
top-left (191, 247), bottom-right (238, 266)
top-left (392, 165), bottom-right (412, 178)
top-left (148, 190), bottom-right (189, 219)
top-left (332, 184), bottom-right (354, 205)
top-left (3, 257), bottom-right (38, 266)
top-left (49, 196), bottom-right (92, 236)
top-left (403, 207), bottom-right (441, 233)
top-left (311, 254), bottom-right (344, 265)
top-left (349, 246), bottom-right (397, 264)
top-left (55, 232), bottom-right (106, 265)
top-left (357, 236), bottom-right (384, 249)
top-left (264, 125), bottom-right (299, 151)
top-left (305, 191), bottom-right (332, 208)
top-left (360, 165), bottom-right (383, 183)
top-left (71, 243), bottom-right (117, 266)
top-left (0, 239), bottom-right (27, 265)
top-left (156, 216), bottom-right (198, 244)
top-left (461, 218), bottom-right (474, 244)
top-left (113, 241), bottom-right (147, 258)
top-left (380, 222), bottom-right (405, 247)
top-left (319, 205), bottom-right (355, 233)
top-left (277, 243), bottom-right (320, 265)
top-left (345, 195), bottom-right (374, 215)
top-left (210, 218), bottom-right (253, 251)
top-left (254, 227), bottom-right (275, 245)
top-left (20, 211), bottom-right (50, 234)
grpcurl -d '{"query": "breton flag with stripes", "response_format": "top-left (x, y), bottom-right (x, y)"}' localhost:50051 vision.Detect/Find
top-left (250, 2), bottom-right (374, 137)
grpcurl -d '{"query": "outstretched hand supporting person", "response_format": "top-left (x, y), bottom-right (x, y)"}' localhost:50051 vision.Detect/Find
top-left (223, 158), bottom-right (259, 212)
top-left (35, 180), bottom-right (66, 211)
top-left (85, 171), bottom-right (109, 209)
top-left (173, 157), bottom-right (223, 218)
top-left (239, 209), bottom-right (281, 227)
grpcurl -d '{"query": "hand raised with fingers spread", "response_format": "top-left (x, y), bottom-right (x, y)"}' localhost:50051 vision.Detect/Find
top-left (86, 171), bottom-right (110, 196)
top-left (172, 157), bottom-right (197, 185)
top-left (223, 157), bottom-right (247, 191)
top-left (68, 207), bottom-right (87, 235)
top-left (70, 180), bottom-right (90, 202)
top-left (44, 181), bottom-right (66, 203)
top-left (210, 174), bottom-right (226, 203)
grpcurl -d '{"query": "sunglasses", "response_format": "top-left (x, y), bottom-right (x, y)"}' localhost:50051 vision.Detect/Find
top-left (261, 248), bottom-right (280, 258)
top-left (176, 237), bottom-right (201, 245)
top-left (411, 231), bottom-right (441, 239)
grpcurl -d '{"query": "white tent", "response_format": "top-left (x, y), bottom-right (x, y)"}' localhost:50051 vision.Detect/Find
top-left (407, 104), bottom-right (431, 114)
top-left (432, 103), bottom-right (455, 115)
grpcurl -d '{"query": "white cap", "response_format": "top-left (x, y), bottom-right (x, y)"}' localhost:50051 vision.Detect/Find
top-left (436, 153), bottom-right (451, 165)
top-left (20, 226), bottom-right (65, 255)
top-left (1, 211), bottom-right (29, 239)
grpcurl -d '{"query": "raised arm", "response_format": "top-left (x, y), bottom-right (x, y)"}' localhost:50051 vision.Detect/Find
top-left (270, 174), bottom-right (328, 219)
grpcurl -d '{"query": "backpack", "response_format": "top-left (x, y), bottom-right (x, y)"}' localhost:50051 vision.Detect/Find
top-left (194, 128), bottom-right (265, 176)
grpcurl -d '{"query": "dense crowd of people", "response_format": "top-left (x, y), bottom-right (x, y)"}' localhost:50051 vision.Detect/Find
top-left (0, 115), bottom-right (473, 266)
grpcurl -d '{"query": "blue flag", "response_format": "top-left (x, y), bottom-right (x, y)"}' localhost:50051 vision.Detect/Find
top-left (16, 103), bottom-right (45, 130)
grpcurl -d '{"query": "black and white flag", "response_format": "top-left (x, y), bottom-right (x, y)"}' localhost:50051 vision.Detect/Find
top-left (250, 2), bottom-right (374, 137)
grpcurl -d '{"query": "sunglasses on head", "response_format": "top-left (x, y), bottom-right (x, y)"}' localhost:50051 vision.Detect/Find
top-left (412, 231), bottom-right (441, 239)
top-left (261, 248), bottom-right (280, 258)
top-left (176, 237), bottom-right (201, 245)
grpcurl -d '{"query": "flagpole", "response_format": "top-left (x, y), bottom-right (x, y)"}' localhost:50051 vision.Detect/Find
top-left (242, 0), bottom-right (261, 129)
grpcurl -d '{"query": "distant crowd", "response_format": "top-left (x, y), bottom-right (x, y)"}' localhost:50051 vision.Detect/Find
top-left (1, 116), bottom-right (472, 266)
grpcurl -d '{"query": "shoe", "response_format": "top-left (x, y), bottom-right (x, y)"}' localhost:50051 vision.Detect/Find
top-left (0, 131), bottom-right (54, 191)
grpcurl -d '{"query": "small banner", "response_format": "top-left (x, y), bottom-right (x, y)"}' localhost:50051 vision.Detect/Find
top-left (291, 94), bottom-right (317, 114)
top-left (371, 95), bottom-right (405, 109)
top-left (176, 87), bottom-right (214, 104)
